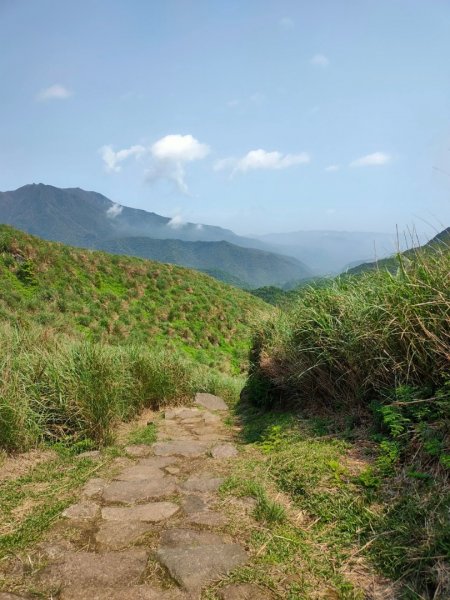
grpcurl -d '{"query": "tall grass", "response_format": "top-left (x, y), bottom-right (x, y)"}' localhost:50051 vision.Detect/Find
top-left (0, 322), bottom-right (242, 451)
top-left (248, 247), bottom-right (450, 408)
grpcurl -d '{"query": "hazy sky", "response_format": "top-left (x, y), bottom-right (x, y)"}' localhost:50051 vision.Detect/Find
top-left (1, 0), bottom-right (450, 235)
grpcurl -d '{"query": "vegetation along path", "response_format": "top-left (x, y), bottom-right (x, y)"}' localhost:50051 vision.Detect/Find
top-left (0, 393), bottom-right (276, 600)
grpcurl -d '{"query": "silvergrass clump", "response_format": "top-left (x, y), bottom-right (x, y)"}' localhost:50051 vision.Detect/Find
top-left (0, 322), bottom-right (243, 451)
top-left (248, 246), bottom-right (450, 409)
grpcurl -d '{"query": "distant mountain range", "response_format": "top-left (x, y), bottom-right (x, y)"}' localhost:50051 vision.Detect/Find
top-left (0, 184), bottom-right (312, 288)
top-left (255, 230), bottom-right (401, 274)
top-left (346, 227), bottom-right (450, 275)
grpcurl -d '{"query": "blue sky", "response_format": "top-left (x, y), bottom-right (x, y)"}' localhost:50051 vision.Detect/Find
top-left (1, 0), bottom-right (450, 236)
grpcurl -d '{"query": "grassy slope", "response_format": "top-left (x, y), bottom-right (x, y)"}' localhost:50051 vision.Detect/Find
top-left (0, 225), bottom-right (270, 372)
top-left (245, 246), bottom-right (450, 598)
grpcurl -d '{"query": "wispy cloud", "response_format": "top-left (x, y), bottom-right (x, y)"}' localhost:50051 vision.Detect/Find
top-left (215, 149), bottom-right (310, 175)
top-left (100, 144), bottom-right (146, 173)
top-left (325, 164), bottom-right (340, 172)
top-left (106, 203), bottom-right (123, 218)
top-left (36, 84), bottom-right (72, 101)
top-left (310, 54), bottom-right (330, 67)
top-left (147, 134), bottom-right (210, 194)
top-left (350, 152), bottom-right (391, 167)
top-left (99, 134), bottom-right (209, 194)
top-left (279, 17), bottom-right (294, 30)
top-left (167, 214), bottom-right (185, 229)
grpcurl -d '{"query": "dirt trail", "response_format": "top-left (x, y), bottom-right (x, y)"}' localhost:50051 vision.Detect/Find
top-left (1, 394), bottom-right (266, 600)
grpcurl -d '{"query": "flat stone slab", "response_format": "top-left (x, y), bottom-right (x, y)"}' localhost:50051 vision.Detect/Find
top-left (41, 549), bottom-right (148, 587)
top-left (153, 440), bottom-right (210, 458)
top-left (211, 443), bottom-right (238, 459)
top-left (102, 502), bottom-right (179, 522)
top-left (62, 501), bottom-right (100, 521)
top-left (195, 393), bottom-right (228, 411)
top-left (76, 450), bottom-right (101, 460)
top-left (187, 510), bottom-right (227, 527)
top-left (155, 529), bottom-right (247, 592)
top-left (61, 586), bottom-right (185, 600)
top-left (0, 594), bottom-right (30, 599)
top-left (218, 583), bottom-right (274, 600)
top-left (82, 478), bottom-right (107, 498)
top-left (124, 445), bottom-right (153, 458)
top-left (138, 456), bottom-right (178, 468)
top-left (102, 478), bottom-right (177, 504)
top-left (181, 476), bottom-right (224, 493)
top-left (114, 465), bottom-right (166, 481)
top-left (181, 495), bottom-right (208, 514)
top-left (165, 407), bottom-right (201, 420)
top-left (95, 521), bottom-right (154, 550)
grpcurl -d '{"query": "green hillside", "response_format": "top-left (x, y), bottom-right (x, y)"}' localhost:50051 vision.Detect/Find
top-left (0, 225), bottom-right (270, 372)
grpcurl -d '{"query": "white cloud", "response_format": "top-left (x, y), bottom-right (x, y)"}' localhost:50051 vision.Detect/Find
top-left (106, 203), bottom-right (123, 218)
top-left (310, 54), bottom-right (330, 67)
top-left (148, 134), bottom-right (210, 194)
top-left (235, 149), bottom-right (310, 173)
top-left (350, 152), bottom-right (391, 167)
top-left (167, 214), bottom-right (185, 229)
top-left (36, 84), bottom-right (72, 101)
top-left (325, 164), bottom-right (340, 172)
top-left (100, 144), bottom-right (146, 173)
top-left (279, 17), bottom-right (294, 30)
top-left (213, 157), bottom-right (237, 172)
top-left (196, 223), bottom-right (203, 230)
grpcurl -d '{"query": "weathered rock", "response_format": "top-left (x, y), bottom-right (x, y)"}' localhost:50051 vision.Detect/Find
top-left (187, 510), bottom-right (226, 527)
top-left (95, 521), bottom-right (154, 550)
top-left (35, 540), bottom-right (74, 560)
top-left (62, 501), bottom-right (100, 521)
top-left (102, 477), bottom-right (177, 504)
top-left (195, 393), bottom-right (228, 411)
top-left (111, 457), bottom-right (134, 469)
top-left (181, 495), bottom-right (208, 514)
top-left (153, 440), bottom-right (210, 458)
top-left (0, 593), bottom-right (30, 599)
top-left (155, 529), bottom-right (247, 592)
top-left (211, 443), bottom-right (238, 459)
top-left (61, 586), bottom-right (185, 600)
top-left (159, 528), bottom-right (223, 548)
top-left (181, 476), bottom-right (224, 493)
top-left (114, 465), bottom-right (165, 481)
top-left (41, 549), bottom-right (148, 587)
top-left (124, 445), bottom-right (153, 458)
top-left (202, 411), bottom-right (222, 425)
top-left (138, 456), bottom-right (178, 468)
top-left (102, 502), bottom-right (179, 522)
top-left (82, 478), bottom-right (107, 498)
top-left (165, 465), bottom-right (180, 475)
top-left (165, 407), bottom-right (201, 419)
top-left (218, 583), bottom-right (274, 600)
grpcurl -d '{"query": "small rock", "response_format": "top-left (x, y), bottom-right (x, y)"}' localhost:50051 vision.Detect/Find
top-left (41, 549), bottom-right (148, 587)
top-left (153, 440), bottom-right (210, 458)
top-left (62, 501), bottom-right (100, 521)
top-left (124, 445), bottom-right (152, 458)
top-left (82, 478), bottom-right (107, 498)
top-left (195, 393), bottom-right (228, 411)
top-left (102, 502), bottom-right (179, 522)
top-left (102, 478), bottom-right (177, 504)
top-left (211, 443), bottom-right (238, 459)
top-left (114, 465), bottom-right (165, 481)
top-left (76, 450), bottom-right (101, 460)
top-left (181, 476), bottom-right (224, 493)
top-left (218, 583), bottom-right (274, 600)
top-left (165, 466), bottom-right (180, 475)
top-left (95, 521), bottom-right (154, 550)
top-left (181, 495), bottom-right (208, 514)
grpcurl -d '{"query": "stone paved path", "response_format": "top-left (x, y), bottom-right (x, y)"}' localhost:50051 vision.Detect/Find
top-left (7, 393), bottom-right (255, 600)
